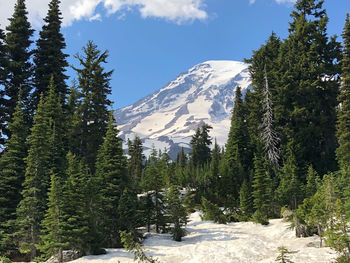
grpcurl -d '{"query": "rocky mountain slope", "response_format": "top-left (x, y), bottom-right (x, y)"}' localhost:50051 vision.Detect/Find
top-left (114, 60), bottom-right (251, 158)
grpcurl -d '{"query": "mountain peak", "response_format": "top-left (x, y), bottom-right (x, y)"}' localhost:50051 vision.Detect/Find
top-left (115, 60), bottom-right (251, 158)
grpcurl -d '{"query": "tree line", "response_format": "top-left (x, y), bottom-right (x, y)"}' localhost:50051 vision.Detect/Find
top-left (0, 0), bottom-right (350, 262)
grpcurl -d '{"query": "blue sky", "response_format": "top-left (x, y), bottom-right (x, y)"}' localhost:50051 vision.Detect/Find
top-left (1, 0), bottom-right (349, 109)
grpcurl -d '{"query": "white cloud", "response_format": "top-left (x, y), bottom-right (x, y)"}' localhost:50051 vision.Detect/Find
top-left (89, 13), bottom-right (102, 21)
top-left (249, 0), bottom-right (256, 5)
top-left (0, 0), bottom-right (207, 29)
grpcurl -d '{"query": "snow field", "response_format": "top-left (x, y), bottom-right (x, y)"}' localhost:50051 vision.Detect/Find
top-left (70, 211), bottom-right (337, 263)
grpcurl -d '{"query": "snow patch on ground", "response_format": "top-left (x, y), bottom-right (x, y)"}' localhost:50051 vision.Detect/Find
top-left (70, 211), bottom-right (337, 263)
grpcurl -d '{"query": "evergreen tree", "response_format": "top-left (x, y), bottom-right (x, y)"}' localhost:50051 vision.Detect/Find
top-left (252, 142), bottom-right (272, 225)
top-left (0, 27), bottom-right (7, 147)
top-left (16, 94), bottom-right (51, 260)
top-left (224, 87), bottom-right (251, 198)
top-left (17, 81), bottom-right (66, 260)
top-left (61, 152), bottom-right (90, 254)
top-left (72, 41), bottom-right (113, 171)
top-left (32, 0), bottom-right (68, 108)
top-left (0, 94), bottom-right (28, 254)
top-left (95, 113), bottom-right (128, 247)
top-left (118, 188), bottom-right (141, 237)
top-left (336, 13), bottom-right (350, 174)
top-left (305, 165), bottom-right (319, 198)
top-left (165, 186), bottom-right (188, 241)
top-left (245, 32), bottom-right (281, 147)
top-left (190, 124), bottom-right (212, 168)
top-left (4, 0), bottom-right (34, 137)
top-left (127, 136), bottom-right (144, 186)
top-left (276, 0), bottom-right (341, 175)
top-left (276, 142), bottom-right (302, 210)
top-left (239, 180), bottom-right (254, 221)
top-left (141, 148), bottom-right (166, 233)
top-left (38, 173), bottom-right (66, 262)
top-left (45, 76), bottom-right (67, 179)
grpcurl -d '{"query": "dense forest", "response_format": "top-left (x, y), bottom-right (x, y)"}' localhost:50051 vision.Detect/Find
top-left (0, 0), bottom-right (350, 262)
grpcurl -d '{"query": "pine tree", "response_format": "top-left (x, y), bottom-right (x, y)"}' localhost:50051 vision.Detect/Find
top-left (60, 152), bottom-right (90, 254)
top-left (4, 0), bottom-right (34, 137)
top-left (0, 27), bottom-right (7, 147)
top-left (45, 76), bottom-right (67, 179)
top-left (118, 188), bottom-right (141, 237)
top-left (95, 113), bottom-right (128, 247)
top-left (224, 87), bottom-right (251, 198)
top-left (336, 13), bottom-right (350, 174)
top-left (165, 186), bottom-right (188, 241)
top-left (276, 0), bottom-right (341, 175)
top-left (127, 136), bottom-right (144, 186)
top-left (141, 148), bottom-right (166, 233)
top-left (32, 0), bottom-right (68, 109)
top-left (239, 180), bottom-right (254, 221)
top-left (252, 142), bottom-right (272, 225)
top-left (276, 142), bottom-right (302, 210)
top-left (305, 165), bottom-right (319, 198)
top-left (17, 81), bottom-right (66, 260)
top-left (72, 41), bottom-right (113, 171)
top-left (244, 32), bottom-right (281, 147)
top-left (0, 93), bottom-right (28, 254)
top-left (190, 124), bottom-right (212, 168)
top-left (38, 173), bottom-right (66, 262)
top-left (16, 94), bottom-right (51, 260)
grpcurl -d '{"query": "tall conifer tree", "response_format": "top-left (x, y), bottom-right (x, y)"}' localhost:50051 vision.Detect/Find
top-left (276, 0), bottom-right (341, 175)
top-left (16, 94), bottom-right (51, 260)
top-left (0, 27), bottom-right (7, 147)
top-left (336, 13), bottom-right (350, 174)
top-left (95, 113), bottom-right (128, 247)
top-left (224, 87), bottom-right (251, 198)
top-left (4, 0), bottom-right (33, 136)
top-left (33, 0), bottom-right (68, 108)
top-left (0, 94), bottom-right (28, 254)
top-left (72, 41), bottom-right (112, 171)
top-left (17, 80), bottom-right (65, 260)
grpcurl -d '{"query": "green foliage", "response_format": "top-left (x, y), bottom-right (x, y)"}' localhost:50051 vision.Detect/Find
top-left (118, 188), bottom-right (142, 235)
top-left (275, 246), bottom-right (295, 263)
top-left (120, 231), bottom-right (159, 263)
top-left (0, 256), bottom-right (12, 263)
top-left (16, 93), bottom-right (52, 259)
top-left (16, 80), bottom-right (66, 260)
top-left (165, 186), bottom-right (188, 241)
top-left (0, 95), bottom-right (28, 253)
top-left (337, 13), bottom-right (350, 174)
top-left (201, 197), bottom-right (227, 224)
top-left (72, 40), bottom-right (113, 171)
top-left (225, 87), bottom-right (252, 198)
top-left (95, 113), bottom-right (128, 247)
top-left (4, 0), bottom-right (34, 137)
top-left (276, 142), bottom-right (302, 210)
top-left (33, 0), bottom-right (68, 108)
top-left (140, 148), bottom-right (166, 233)
top-left (190, 124), bottom-right (212, 168)
top-left (38, 173), bottom-right (67, 261)
top-left (127, 136), bottom-right (144, 187)
top-left (239, 180), bottom-right (254, 221)
top-left (252, 143), bottom-right (272, 224)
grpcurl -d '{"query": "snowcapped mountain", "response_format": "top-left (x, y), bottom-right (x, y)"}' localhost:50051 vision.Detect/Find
top-left (114, 60), bottom-right (251, 158)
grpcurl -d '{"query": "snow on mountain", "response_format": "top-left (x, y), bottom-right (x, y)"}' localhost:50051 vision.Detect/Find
top-left (114, 60), bottom-right (251, 158)
top-left (71, 211), bottom-right (336, 263)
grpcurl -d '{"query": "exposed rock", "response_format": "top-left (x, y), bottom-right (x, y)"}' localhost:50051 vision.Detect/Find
top-left (282, 209), bottom-right (293, 221)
